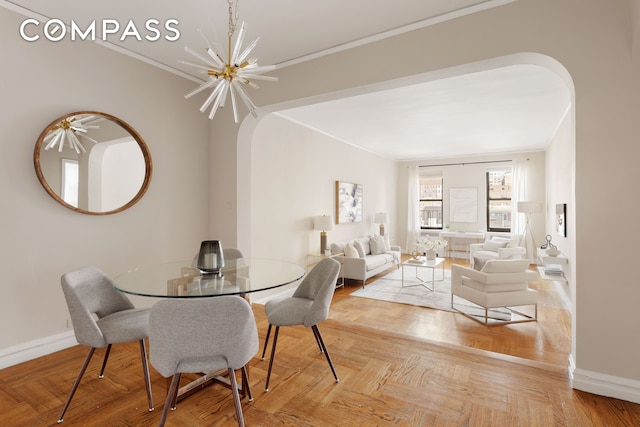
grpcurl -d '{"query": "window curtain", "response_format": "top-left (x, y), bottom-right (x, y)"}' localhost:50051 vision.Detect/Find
top-left (406, 165), bottom-right (420, 253)
top-left (511, 159), bottom-right (535, 261)
top-left (511, 159), bottom-right (527, 240)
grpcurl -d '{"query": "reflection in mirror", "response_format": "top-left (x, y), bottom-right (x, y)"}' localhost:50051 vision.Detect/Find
top-left (34, 111), bottom-right (152, 215)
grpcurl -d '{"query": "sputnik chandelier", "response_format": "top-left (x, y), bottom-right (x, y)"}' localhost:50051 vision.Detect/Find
top-left (180, 0), bottom-right (277, 122)
top-left (43, 115), bottom-right (99, 154)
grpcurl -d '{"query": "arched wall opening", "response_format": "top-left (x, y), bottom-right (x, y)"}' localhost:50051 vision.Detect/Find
top-left (236, 51), bottom-right (576, 362)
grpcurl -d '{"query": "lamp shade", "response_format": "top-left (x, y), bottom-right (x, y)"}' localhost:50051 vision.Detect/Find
top-left (374, 212), bottom-right (388, 224)
top-left (313, 215), bottom-right (334, 231)
top-left (517, 201), bottom-right (543, 214)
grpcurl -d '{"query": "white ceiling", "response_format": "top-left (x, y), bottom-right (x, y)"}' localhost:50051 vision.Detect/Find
top-left (4, 0), bottom-right (571, 160)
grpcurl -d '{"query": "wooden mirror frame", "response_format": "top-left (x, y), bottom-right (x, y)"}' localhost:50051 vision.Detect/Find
top-left (33, 111), bottom-right (152, 215)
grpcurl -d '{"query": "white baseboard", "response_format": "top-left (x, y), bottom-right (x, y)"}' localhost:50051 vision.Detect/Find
top-left (0, 331), bottom-right (77, 369)
top-left (571, 362), bottom-right (640, 404)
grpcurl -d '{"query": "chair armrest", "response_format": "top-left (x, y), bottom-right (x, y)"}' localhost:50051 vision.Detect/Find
top-left (340, 256), bottom-right (366, 278)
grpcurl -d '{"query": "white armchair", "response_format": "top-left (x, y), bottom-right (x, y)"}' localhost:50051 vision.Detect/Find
top-left (451, 259), bottom-right (538, 325)
top-left (469, 236), bottom-right (526, 268)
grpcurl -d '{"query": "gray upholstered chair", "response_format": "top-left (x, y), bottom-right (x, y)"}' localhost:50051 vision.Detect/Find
top-left (148, 296), bottom-right (259, 427)
top-left (260, 257), bottom-right (340, 392)
top-left (58, 266), bottom-right (153, 423)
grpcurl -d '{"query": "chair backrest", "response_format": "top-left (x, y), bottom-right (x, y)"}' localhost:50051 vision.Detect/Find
top-left (224, 248), bottom-right (244, 261)
top-left (148, 296), bottom-right (259, 378)
top-left (61, 266), bottom-right (135, 348)
top-left (293, 258), bottom-right (340, 327)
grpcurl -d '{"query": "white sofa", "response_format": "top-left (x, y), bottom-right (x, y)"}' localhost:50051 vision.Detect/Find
top-left (469, 235), bottom-right (526, 268)
top-left (330, 235), bottom-right (401, 287)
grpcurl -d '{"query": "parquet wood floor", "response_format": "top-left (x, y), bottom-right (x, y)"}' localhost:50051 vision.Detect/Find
top-left (1, 258), bottom-right (639, 426)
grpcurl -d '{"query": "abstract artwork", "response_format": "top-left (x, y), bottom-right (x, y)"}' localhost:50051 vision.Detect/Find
top-left (449, 187), bottom-right (478, 223)
top-left (336, 181), bottom-right (363, 223)
top-left (556, 203), bottom-right (566, 237)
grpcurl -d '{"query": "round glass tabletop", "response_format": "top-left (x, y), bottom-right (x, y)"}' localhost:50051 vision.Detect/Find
top-left (113, 258), bottom-right (305, 298)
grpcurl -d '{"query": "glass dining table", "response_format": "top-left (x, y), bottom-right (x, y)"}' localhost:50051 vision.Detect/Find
top-left (112, 257), bottom-right (305, 402)
top-left (113, 258), bottom-right (305, 298)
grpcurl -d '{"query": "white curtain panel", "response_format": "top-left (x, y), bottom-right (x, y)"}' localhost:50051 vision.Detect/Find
top-left (405, 165), bottom-right (420, 253)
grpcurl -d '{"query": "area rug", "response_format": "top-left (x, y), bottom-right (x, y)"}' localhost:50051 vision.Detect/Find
top-left (350, 266), bottom-right (512, 321)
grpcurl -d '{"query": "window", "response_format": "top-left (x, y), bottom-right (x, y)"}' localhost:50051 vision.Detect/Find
top-left (61, 159), bottom-right (79, 208)
top-left (486, 169), bottom-right (512, 232)
top-left (419, 174), bottom-right (443, 229)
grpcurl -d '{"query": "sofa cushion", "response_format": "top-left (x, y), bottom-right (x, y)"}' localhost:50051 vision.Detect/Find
top-left (369, 235), bottom-right (386, 255)
top-left (365, 254), bottom-right (390, 271)
top-left (481, 259), bottom-right (530, 274)
top-left (344, 243), bottom-right (359, 258)
top-left (354, 240), bottom-right (367, 257)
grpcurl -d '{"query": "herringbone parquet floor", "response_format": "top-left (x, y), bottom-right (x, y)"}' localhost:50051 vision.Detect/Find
top-left (1, 258), bottom-right (639, 426)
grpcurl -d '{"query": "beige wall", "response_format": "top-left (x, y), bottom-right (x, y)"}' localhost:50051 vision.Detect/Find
top-left (249, 114), bottom-right (397, 301)
top-left (0, 7), bottom-right (211, 358)
top-left (211, 0), bottom-right (640, 401)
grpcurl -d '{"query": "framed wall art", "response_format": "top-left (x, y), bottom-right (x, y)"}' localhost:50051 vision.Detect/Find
top-left (556, 203), bottom-right (566, 237)
top-left (449, 187), bottom-right (478, 223)
top-left (336, 180), bottom-right (363, 223)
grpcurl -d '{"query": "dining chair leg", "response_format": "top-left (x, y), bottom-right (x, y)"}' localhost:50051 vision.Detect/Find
top-left (58, 347), bottom-right (96, 423)
top-left (98, 344), bottom-right (112, 378)
top-left (138, 339), bottom-right (154, 411)
top-left (312, 325), bottom-right (339, 383)
top-left (228, 367), bottom-right (245, 427)
top-left (159, 374), bottom-right (181, 427)
top-left (261, 324), bottom-right (272, 360)
top-left (264, 326), bottom-right (280, 392)
top-left (312, 328), bottom-right (324, 353)
top-left (241, 365), bottom-right (253, 401)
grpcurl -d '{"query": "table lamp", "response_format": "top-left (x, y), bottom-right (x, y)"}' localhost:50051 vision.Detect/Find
top-left (313, 215), bottom-right (334, 254)
top-left (374, 212), bottom-right (388, 236)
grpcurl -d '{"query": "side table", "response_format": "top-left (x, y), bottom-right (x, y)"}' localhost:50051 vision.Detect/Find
top-left (306, 253), bottom-right (345, 289)
top-left (537, 248), bottom-right (568, 282)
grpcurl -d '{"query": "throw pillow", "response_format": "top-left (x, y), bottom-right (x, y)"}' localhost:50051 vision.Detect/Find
top-left (492, 236), bottom-right (516, 248)
top-left (480, 259), bottom-right (530, 274)
top-left (344, 243), bottom-right (359, 258)
top-left (330, 242), bottom-right (345, 256)
top-left (483, 239), bottom-right (508, 252)
top-left (473, 257), bottom-right (489, 271)
top-left (369, 235), bottom-right (386, 255)
top-left (353, 240), bottom-right (367, 258)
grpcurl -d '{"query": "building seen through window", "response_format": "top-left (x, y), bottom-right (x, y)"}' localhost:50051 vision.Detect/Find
top-left (419, 175), bottom-right (443, 229)
top-left (487, 169), bottom-right (512, 231)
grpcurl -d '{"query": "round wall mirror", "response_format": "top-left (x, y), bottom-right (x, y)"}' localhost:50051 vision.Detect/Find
top-left (33, 111), bottom-right (152, 215)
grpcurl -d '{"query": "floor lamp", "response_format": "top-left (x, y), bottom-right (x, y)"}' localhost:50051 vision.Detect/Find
top-left (313, 215), bottom-right (334, 255)
top-left (517, 201), bottom-right (543, 262)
